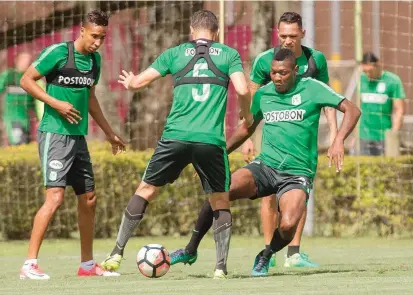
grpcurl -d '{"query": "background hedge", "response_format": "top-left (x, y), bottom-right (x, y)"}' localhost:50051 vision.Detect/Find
top-left (1, 142), bottom-right (413, 240)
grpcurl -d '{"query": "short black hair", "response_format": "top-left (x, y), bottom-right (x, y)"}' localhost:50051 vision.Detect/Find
top-left (83, 9), bottom-right (110, 27)
top-left (273, 48), bottom-right (296, 66)
top-left (361, 52), bottom-right (379, 64)
top-left (278, 12), bottom-right (303, 29)
top-left (191, 10), bottom-right (218, 32)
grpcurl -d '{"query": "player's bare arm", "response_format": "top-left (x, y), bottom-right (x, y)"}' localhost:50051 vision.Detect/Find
top-left (20, 65), bottom-right (81, 124)
top-left (89, 86), bottom-right (126, 155)
top-left (227, 119), bottom-right (261, 154)
top-left (328, 99), bottom-right (361, 172)
top-left (323, 106), bottom-right (338, 144)
top-left (118, 68), bottom-right (162, 91)
top-left (392, 99), bottom-right (405, 131)
top-left (241, 80), bottom-right (262, 162)
top-left (230, 72), bottom-right (253, 127)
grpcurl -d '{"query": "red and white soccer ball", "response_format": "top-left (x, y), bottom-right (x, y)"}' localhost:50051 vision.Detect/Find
top-left (136, 244), bottom-right (171, 278)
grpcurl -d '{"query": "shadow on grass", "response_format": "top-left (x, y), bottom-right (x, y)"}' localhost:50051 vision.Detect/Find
top-left (188, 268), bottom-right (367, 279)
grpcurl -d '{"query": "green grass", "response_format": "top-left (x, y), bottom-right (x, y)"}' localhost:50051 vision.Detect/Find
top-left (2, 236), bottom-right (413, 294)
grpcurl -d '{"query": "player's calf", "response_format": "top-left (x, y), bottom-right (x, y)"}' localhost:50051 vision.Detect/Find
top-left (212, 208), bottom-right (232, 276)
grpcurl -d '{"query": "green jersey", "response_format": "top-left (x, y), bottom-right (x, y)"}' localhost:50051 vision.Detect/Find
top-left (150, 40), bottom-right (243, 147)
top-left (0, 69), bottom-right (35, 129)
top-left (360, 71), bottom-right (405, 141)
top-left (252, 78), bottom-right (344, 179)
top-left (33, 42), bottom-right (101, 135)
top-left (250, 46), bottom-right (329, 85)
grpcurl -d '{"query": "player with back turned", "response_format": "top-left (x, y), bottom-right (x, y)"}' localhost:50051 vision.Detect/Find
top-left (100, 10), bottom-right (253, 279)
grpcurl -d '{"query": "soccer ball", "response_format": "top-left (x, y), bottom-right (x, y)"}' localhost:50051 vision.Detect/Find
top-left (136, 244), bottom-right (171, 278)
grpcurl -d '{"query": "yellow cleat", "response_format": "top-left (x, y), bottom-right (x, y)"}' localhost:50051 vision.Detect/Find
top-left (101, 254), bottom-right (123, 271)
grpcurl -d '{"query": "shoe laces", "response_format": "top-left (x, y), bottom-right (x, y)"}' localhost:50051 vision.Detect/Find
top-left (28, 264), bottom-right (43, 274)
top-left (299, 252), bottom-right (309, 261)
top-left (171, 249), bottom-right (186, 258)
top-left (255, 255), bottom-right (269, 271)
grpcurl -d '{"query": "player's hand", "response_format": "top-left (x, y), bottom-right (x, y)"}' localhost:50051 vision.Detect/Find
top-left (241, 138), bottom-right (255, 163)
top-left (53, 101), bottom-right (82, 124)
top-left (107, 133), bottom-right (127, 155)
top-left (327, 138), bottom-right (344, 173)
top-left (239, 111), bottom-right (254, 129)
top-left (118, 70), bottom-right (135, 90)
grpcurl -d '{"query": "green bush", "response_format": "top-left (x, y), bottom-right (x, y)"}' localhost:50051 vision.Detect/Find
top-left (1, 143), bottom-right (412, 240)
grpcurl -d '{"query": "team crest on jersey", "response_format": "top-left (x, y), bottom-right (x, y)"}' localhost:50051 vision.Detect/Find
top-left (292, 94), bottom-right (302, 105)
top-left (376, 82), bottom-right (386, 93)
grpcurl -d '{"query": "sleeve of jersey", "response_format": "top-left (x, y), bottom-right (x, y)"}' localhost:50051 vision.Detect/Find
top-left (313, 80), bottom-right (345, 108)
top-left (228, 50), bottom-right (244, 75)
top-left (249, 56), bottom-right (266, 85)
top-left (33, 44), bottom-right (66, 76)
top-left (315, 53), bottom-right (330, 84)
top-left (149, 48), bottom-right (172, 77)
top-left (391, 76), bottom-right (406, 99)
top-left (93, 53), bottom-right (102, 86)
top-left (0, 71), bottom-right (7, 93)
top-left (250, 90), bottom-right (264, 122)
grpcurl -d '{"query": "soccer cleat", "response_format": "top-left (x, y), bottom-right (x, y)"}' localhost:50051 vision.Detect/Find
top-left (101, 254), bottom-right (123, 271)
top-left (251, 251), bottom-right (270, 276)
top-left (213, 269), bottom-right (227, 279)
top-left (283, 253), bottom-right (320, 268)
top-left (170, 248), bottom-right (198, 266)
top-left (269, 253), bottom-right (276, 267)
top-left (20, 263), bottom-right (50, 280)
top-left (78, 264), bottom-right (120, 277)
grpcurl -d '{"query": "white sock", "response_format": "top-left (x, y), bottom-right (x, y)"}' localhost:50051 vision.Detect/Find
top-left (80, 260), bottom-right (95, 270)
top-left (24, 259), bottom-right (38, 266)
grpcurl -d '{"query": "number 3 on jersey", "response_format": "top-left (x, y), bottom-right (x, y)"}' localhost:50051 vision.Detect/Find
top-left (192, 62), bottom-right (210, 102)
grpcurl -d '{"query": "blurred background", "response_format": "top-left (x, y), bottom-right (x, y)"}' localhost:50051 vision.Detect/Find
top-left (0, 1), bottom-right (412, 240)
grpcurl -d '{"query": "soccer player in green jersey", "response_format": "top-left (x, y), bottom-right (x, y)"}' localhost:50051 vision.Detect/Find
top-left (359, 52), bottom-right (405, 155)
top-left (19, 10), bottom-right (125, 280)
top-left (171, 11), bottom-right (336, 269)
top-left (100, 10), bottom-right (252, 279)
top-left (171, 48), bottom-right (360, 277)
top-left (0, 52), bottom-right (36, 145)
top-left (245, 11), bottom-right (336, 268)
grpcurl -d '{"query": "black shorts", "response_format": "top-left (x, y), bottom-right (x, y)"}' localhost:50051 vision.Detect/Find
top-left (38, 131), bottom-right (95, 195)
top-left (360, 140), bottom-right (385, 156)
top-left (244, 159), bottom-right (312, 202)
top-left (143, 138), bottom-right (230, 194)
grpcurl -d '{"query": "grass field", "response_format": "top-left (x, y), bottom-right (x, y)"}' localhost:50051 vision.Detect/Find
top-left (1, 236), bottom-right (413, 295)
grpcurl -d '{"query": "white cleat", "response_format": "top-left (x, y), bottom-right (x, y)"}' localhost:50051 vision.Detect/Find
top-left (213, 269), bottom-right (228, 279)
top-left (20, 264), bottom-right (50, 280)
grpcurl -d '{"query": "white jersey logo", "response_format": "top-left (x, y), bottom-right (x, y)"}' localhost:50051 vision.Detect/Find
top-left (361, 93), bottom-right (389, 104)
top-left (377, 82), bottom-right (386, 93)
top-left (292, 94), bottom-right (302, 105)
top-left (57, 76), bottom-right (95, 86)
top-left (49, 160), bottom-right (63, 170)
top-left (264, 110), bottom-right (306, 123)
top-left (185, 47), bottom-right (222, 56)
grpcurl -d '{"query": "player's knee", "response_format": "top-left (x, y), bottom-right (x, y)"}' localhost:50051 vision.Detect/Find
top-left (78, 192), bottom-right (97, 211)
top-left (45, 188), bottom-right (64, 211)
top-left (136, 182), bottom-right (158, 201)
top-left (210, 192), bottom-right (230, 210)
top-left (279, 216), bottom-right (298, 238)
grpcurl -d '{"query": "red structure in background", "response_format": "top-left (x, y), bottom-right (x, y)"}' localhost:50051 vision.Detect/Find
top-left (5, 23), bottom-right (278, 144)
